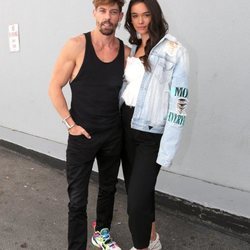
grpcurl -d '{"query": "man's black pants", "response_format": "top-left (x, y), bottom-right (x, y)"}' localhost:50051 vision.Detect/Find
top-left (66, 127), bottom-right (121, 250)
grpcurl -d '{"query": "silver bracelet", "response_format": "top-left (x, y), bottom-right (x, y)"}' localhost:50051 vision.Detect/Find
top-left (62, 115), bottom-right (75, 130)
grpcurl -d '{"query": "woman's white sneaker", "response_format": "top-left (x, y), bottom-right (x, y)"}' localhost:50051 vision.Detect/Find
top-left (148, 233), bottom-right (162, 250)
top-left (130, 233), bottom-right (162, 250)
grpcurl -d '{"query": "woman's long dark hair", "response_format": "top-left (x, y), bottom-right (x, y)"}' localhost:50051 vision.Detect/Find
top-left (125, 0), bottom-right (168, 70)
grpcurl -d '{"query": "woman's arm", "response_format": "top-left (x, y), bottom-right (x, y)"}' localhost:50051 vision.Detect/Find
top-left (156, 44), bottom-right (189, 167)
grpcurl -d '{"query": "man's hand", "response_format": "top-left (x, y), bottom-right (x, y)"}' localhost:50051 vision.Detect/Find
top-left (68, 125), bottom-right (91, 139)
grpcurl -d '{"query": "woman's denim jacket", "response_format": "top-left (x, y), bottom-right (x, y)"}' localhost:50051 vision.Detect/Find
top-left (120, 33), bottom-right (189, 168)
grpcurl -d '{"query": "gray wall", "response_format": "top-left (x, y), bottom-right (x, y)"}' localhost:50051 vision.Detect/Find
top-left (1, 0), bottom-right (250, 218)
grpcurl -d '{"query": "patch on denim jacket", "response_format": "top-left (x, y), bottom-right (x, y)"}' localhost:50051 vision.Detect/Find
top-left (171, 87), bottom-right (189, 98)
top-left (167, 112), bottom-right (186, 126)
top-left (176, 98), bottom-right (188, 115)
top-left (166, 41), bottom-right (179, 57)
top-left (171, 87), bottom-right (189, 115)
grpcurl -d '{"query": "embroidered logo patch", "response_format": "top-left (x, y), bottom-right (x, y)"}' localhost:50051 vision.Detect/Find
top-left (167, 112), bottom-right (186, 126)
top-left (171, 87), bottom-right (189, 115)
top-left (177, 98), bottom-right (188, 115)
top-left (166, 41), bottom-right (179, 57)
top-left (171, 87), bottom-right (188, 98)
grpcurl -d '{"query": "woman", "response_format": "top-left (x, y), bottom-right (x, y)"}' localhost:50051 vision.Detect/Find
top-left (120, 0), bottom-right (189, 249)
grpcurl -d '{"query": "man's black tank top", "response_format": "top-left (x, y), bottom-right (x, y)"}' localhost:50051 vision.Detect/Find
top-left (69, 32), bottom-right (124, 133)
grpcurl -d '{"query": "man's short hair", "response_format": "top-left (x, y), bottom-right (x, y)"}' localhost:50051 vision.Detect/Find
top-left (92, 0), bottom-right (125, 12)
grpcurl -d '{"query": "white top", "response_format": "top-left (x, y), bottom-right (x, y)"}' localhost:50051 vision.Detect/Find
top-left (121, 56), bottom-right (145, 107)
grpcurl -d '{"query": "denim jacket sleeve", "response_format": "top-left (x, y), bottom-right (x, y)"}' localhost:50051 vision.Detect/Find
top-left (156, 43), bottom-right (189, 167)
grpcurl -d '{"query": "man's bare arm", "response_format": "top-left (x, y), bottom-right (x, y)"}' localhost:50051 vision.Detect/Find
top-left (48, 36), bottom-right (91, 138)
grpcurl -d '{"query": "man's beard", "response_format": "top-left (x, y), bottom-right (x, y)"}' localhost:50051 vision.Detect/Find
top-left (99, 21), bottom-right (117, 36)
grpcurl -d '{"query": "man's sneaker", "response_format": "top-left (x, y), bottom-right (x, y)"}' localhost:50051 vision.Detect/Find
top-left (91, 228), bottom-right (121, 250)
top-left (130, 233), bottom-right (162, 250)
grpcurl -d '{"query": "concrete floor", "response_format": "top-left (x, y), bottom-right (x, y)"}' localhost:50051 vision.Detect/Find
top-left (0, 144), bottom-right (250, 250)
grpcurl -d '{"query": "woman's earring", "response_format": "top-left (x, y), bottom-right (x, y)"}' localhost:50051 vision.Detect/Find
top-left (136, 32), bottom-right (141, 39)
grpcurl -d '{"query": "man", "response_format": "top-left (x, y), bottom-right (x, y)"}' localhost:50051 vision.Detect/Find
top-left (48, 1), bottom-right (130, 249)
